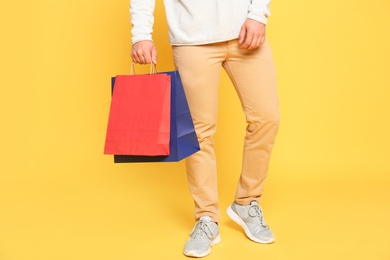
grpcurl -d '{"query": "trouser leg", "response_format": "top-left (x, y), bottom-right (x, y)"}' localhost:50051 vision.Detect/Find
top-left (222, 39), bottom-right (280, 205)
top-left (173, 43), bottom-right (226, 222)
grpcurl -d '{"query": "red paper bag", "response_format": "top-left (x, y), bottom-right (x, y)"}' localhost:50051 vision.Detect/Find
top-left (104, 74), bottom-right (171, 155)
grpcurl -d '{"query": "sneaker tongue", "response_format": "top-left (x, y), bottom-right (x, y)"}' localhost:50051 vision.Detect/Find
top-left (250, 201), bottom-right (259, 206)
top-left (200, 216), bottom-right (212, 222)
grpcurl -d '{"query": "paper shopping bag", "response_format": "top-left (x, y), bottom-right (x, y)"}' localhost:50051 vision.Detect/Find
top-left (104, 73), bottom-right (171, 155)
top-left (112, 70), bottom-right (200, 162)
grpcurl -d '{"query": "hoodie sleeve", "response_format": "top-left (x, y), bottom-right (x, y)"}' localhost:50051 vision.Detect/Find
top-left (130, 0), bottom-right (155, 44)
top-left (247, 0), bottom-right (271, 25)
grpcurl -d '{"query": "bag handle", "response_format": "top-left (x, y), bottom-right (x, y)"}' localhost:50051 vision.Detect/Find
top-left (130, 63), bottom-right (157, 75)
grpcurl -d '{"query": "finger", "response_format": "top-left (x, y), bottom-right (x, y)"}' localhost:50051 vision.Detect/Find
top-left (239, 33), bottom-right (249, 49)
top-left (133, 54), bottom-right (144, 64)
top-left (151, 46), bottom-right (158, 65)
top-left (248, 39), bottom-right (259, 50)
top-left (131, 52), bottom-right (141, 64)
top-left (136, 50), bottom-right (151, 64)
top-left (240, 33), bottom-right (254, 49)
top-left (143, 54), bottom-right (152, 64)
top-left (132, 51), bottom-right (141, 64)
top-left (239, 26), bottom-right (247, 44)
top-left (251, 35), bottom-right (265, 49)
top-left (251, 36), bottom-right (262, 49)
top-left (245, 32), bottom-right (264, 49)
top-left (131, 53), bottom-right (140, 64)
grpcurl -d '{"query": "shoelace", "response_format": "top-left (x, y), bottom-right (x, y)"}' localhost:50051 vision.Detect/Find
top-left (248, 204), bottom-right (267, 228)
top-left (191, 220), bottom-right (215, 240)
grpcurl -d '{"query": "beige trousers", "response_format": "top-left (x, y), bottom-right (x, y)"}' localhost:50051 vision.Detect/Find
top-left (173, 39), bottom-right (280, 222)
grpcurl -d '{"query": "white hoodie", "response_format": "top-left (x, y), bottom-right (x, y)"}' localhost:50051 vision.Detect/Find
top-left (130, 0), bottom-right (271, 46)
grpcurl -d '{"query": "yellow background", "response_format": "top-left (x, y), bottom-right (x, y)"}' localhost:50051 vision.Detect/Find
top-left (1, 0), bottom-right (389, 259)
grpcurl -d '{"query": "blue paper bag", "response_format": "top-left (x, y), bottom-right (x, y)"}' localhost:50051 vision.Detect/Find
top-left (111, 70), bottom-right (200, 162)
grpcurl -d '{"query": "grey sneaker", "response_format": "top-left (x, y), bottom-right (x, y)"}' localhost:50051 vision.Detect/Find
top-left (227, 201), bottom-right (275, 244)
top-left (183, 216), bottom-right (221, 258)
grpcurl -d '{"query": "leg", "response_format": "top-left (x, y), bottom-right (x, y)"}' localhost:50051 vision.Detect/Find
top-left (173, 43), bottom-right (226, 222)
top-left (223, 39), bottom-right (280, 205)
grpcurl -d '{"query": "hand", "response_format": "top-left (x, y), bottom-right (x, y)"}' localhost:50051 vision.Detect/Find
top-left (238, 19), bottom-right (266, 50)
top-left (131, 40), bottom-right (157, 64)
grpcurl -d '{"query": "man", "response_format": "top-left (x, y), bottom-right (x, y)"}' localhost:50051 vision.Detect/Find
top-left (130, 0), bottom-right (280, 257)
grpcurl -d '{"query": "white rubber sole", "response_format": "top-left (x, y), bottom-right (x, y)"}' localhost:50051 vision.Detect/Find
top-left (227, 206), bottom-right (275, 244)
top-left (183, 234), bottom-right (221, 258)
